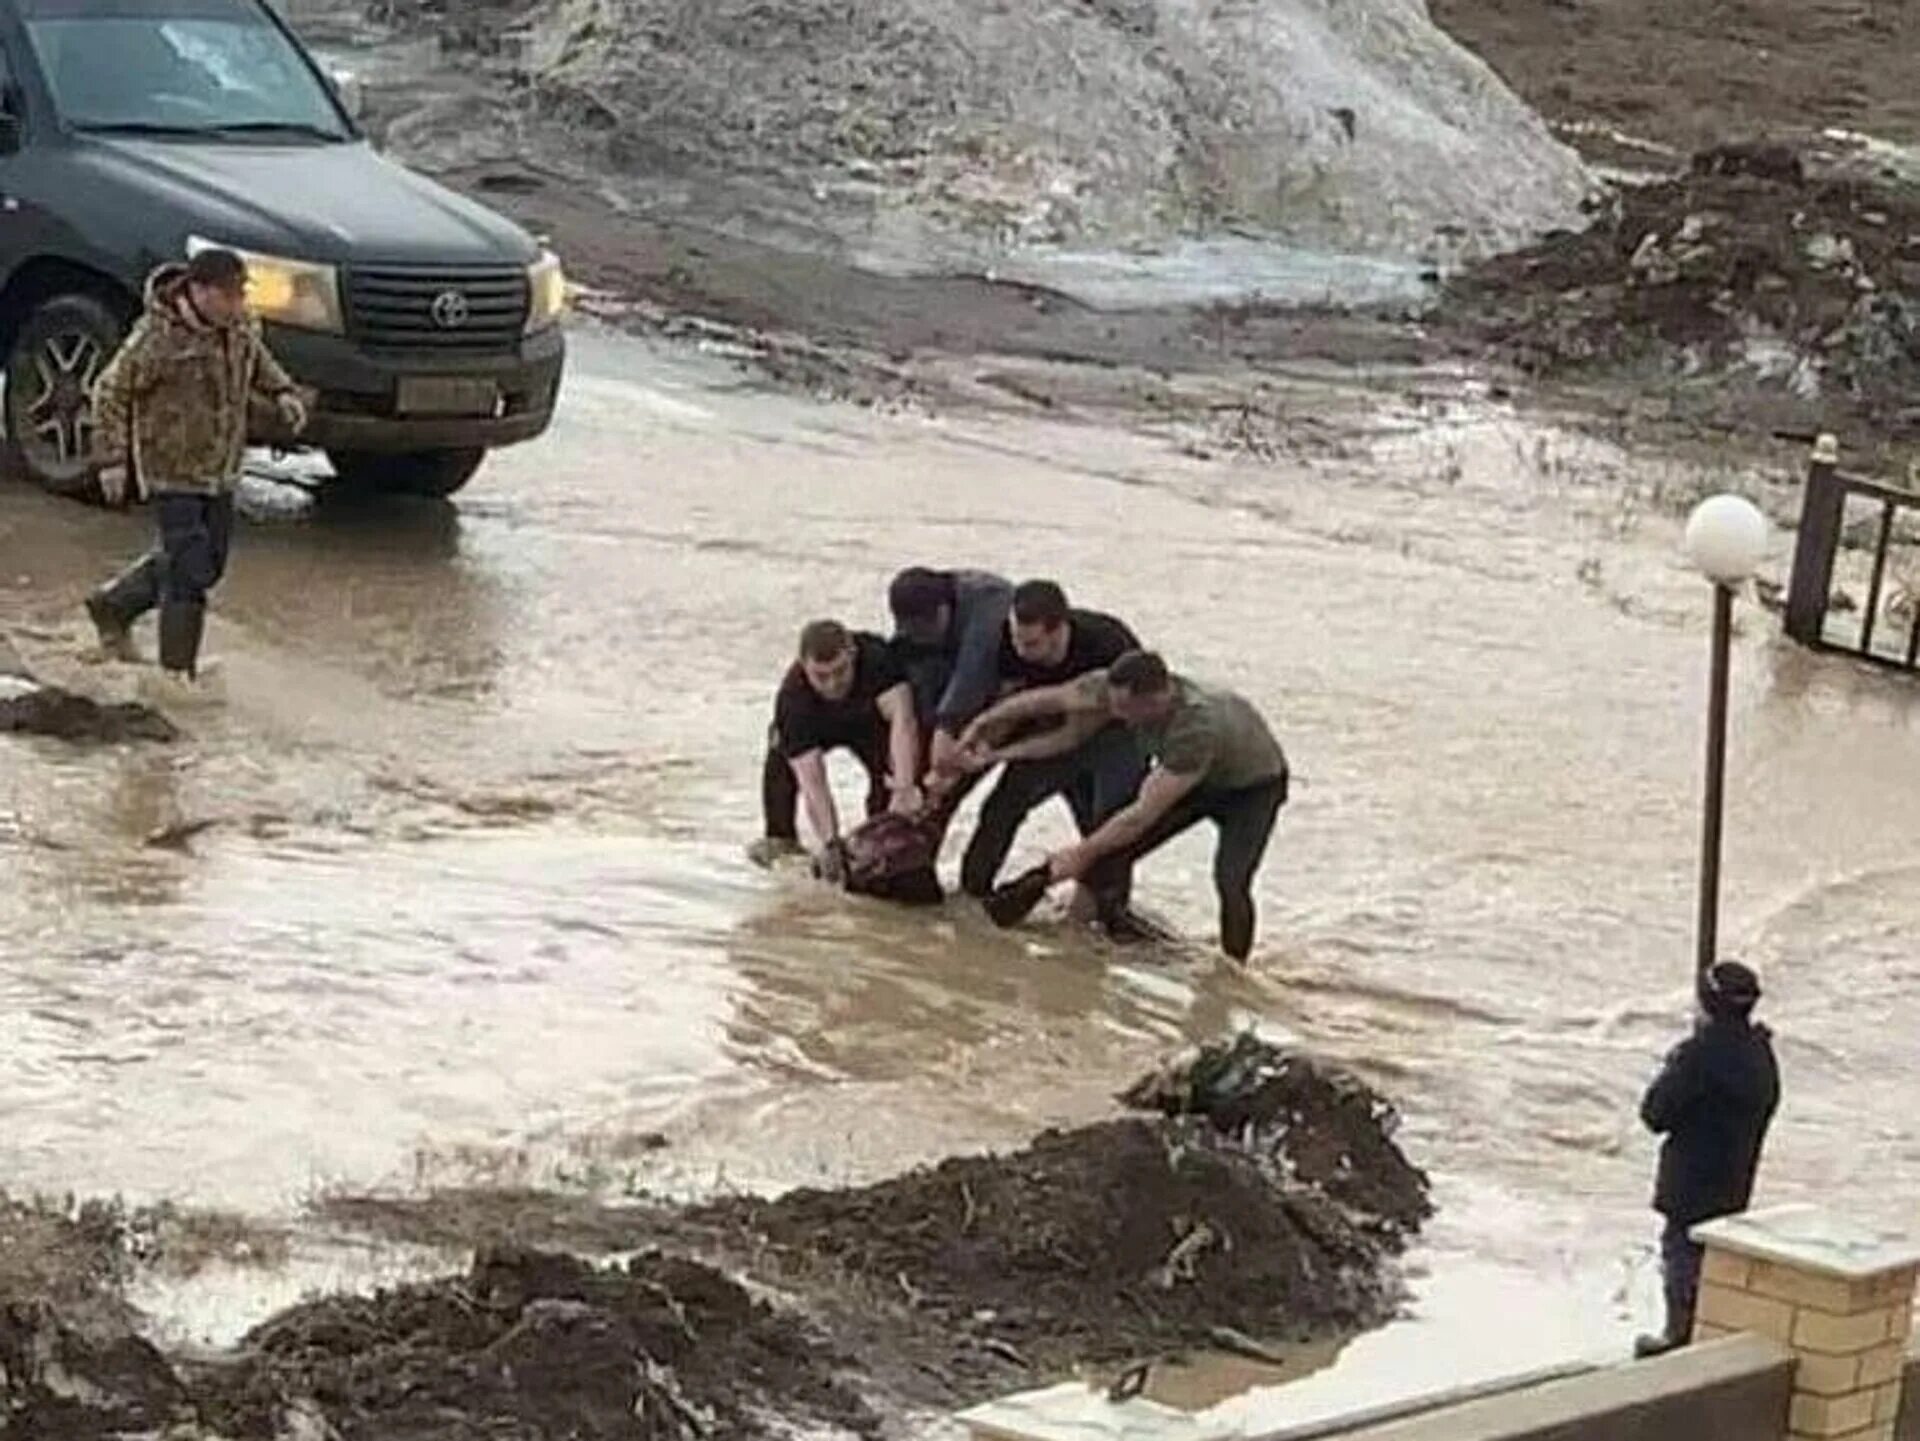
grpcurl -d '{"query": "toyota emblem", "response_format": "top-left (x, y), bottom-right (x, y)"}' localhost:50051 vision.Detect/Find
top-left (430, 289), bottom-right (470, 329)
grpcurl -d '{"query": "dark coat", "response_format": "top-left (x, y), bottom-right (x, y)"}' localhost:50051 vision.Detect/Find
top-left (1641, 1016), bottom-right (1780, 1225)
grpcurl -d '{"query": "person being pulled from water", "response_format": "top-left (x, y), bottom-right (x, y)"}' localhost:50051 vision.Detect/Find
top-left (885, 566), bottom-right (1013, 786)
top-left (1635, 960), bottom-right (1780, 1359)
top-left (949, 580), bottom-right (1149, 931)
top-left (750, 619), bottom-right (923, 874)
top-left (967, 650), bottom-right (1288, 960)
top-left (84, 247), bottom-right (308, 702)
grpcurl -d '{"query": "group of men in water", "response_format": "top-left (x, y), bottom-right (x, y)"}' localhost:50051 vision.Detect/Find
top-left (750, 567), bottom-right (1289, 960)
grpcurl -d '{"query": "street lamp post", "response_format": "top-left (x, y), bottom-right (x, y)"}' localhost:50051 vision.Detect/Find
top-left (1683, 494), bottom-right (1770, 977)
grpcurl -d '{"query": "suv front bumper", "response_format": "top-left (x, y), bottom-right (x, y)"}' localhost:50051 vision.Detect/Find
top-left (252, 323), bottom-right (565, 454)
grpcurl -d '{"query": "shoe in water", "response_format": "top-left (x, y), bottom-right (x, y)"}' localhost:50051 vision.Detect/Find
top-left (984, 864), bottom-right (1051, 928)
top-left (85, 594), bottom-right (141, 664)
top-left (747, 836), bottom-right (805, 869)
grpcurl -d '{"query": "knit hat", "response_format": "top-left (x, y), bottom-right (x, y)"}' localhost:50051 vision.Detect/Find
top-left (1700, 960), bottom-right (1762, 1018)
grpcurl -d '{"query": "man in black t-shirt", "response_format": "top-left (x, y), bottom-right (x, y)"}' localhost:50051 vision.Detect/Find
top-left (751, 619), bottom-right (922, 869)
top-left (952, 580), bottom-right (1148, 913)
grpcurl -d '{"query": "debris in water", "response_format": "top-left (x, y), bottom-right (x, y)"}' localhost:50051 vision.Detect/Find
top-left (0, 683), bottom-right (178, 745)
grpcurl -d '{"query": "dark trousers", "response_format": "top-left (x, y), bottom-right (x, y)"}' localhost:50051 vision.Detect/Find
top-left (960, 725), bottom-right (1146, 900)
top-left (95, 492), bottom-right (234, 675)
top-left (1660, 1219), bottom-right (1704, 1344)
top-left (761, 725), bottom-right (890, 842)
top-left (1085, 772), bottom-right (1288, 960)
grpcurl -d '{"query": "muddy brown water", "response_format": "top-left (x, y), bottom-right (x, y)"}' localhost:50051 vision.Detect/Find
top-left (5, 325), bottom-right (1920, 1406)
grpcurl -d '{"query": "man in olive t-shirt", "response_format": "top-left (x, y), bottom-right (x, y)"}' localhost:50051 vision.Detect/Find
top-left (963, 648), bottom-right (1288, 960)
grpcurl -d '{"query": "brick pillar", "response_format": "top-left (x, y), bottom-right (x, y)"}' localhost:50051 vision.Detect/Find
top-left (1693, 1205), bottom-right (1918, 1441)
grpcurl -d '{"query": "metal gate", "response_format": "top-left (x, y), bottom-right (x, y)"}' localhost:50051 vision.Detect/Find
top-left (1785, 436), bottom-right (1920, 672)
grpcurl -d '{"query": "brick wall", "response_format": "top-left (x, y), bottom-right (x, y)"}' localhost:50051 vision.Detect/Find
top-left (1695, 1249), bottom-right (1913, 1440)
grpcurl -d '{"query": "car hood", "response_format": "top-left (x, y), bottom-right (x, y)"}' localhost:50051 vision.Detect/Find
top-left (74, 136), bottom-right (540, 267)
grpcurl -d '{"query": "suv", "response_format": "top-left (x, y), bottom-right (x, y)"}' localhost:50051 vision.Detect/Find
top-left (0, 0), bottom-right (564, 499)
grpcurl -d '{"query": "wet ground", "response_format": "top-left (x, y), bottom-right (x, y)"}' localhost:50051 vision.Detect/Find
top-left (7, 325), bottom-right (1920, 1420)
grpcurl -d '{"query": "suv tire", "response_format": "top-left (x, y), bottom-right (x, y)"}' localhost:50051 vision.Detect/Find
top-left (5, 292), bottom-right (127, 498)
top-left (327, 447), bottom-right (486, 498)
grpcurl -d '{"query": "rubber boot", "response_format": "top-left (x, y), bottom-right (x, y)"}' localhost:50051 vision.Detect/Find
top-left (157, 601), bottom-right (206, 677)
top-left (143, 603), bottom-right (223, 710)
top-left (85, 592), bottom-right (142, 663)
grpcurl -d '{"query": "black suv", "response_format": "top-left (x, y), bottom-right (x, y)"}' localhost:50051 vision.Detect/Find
top-left (0, 0), bottom-right (565, 498)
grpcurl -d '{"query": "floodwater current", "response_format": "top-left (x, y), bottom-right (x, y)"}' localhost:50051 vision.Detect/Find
top-left (5, 324), bottom-right (1920, 1418)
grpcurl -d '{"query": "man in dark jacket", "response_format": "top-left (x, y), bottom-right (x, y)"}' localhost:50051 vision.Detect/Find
top-left (886, 566), bottom-right (1013, 781)
top-left (952, 580), bottom-right (1147, 920)
top-left (749, 619), bottom-right (922, 871)
top-left (1635, 960), bottom-right (1780, 1358)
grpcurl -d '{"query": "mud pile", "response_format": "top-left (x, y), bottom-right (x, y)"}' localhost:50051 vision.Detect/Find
top-left (0, 634), bottom-right (177, 744)
top-left (1440, 144), bottom-right (1920, 437)
top-left (0, 683), bottom-right (178, 744)
top-left (699, 1036), bottom-right (1430, 1369)
top-left (351, 0), bottom-right (1589, 260)
top-left (0, 1039), bottom-right (1429, 1437)
top-left (187, 1247), bottom-right (876, 1441)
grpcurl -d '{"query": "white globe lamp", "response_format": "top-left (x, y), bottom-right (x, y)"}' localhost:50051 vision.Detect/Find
top-left (1684, 495), bottom-right (1769, 585)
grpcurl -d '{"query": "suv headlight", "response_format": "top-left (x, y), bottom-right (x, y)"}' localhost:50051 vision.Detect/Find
top-left (186, 237), bottom-right (343, 334)
top-left (526, 250), bottom-right (566, 333)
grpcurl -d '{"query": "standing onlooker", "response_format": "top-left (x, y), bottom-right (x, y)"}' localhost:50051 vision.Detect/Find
top-left (1635, 960), bottom-right (1780, 1357)
top-left (84, 248), bottom-right (307, 699)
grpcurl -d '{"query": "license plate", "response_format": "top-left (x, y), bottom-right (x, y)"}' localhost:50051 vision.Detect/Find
top-left (396, 377), bottom-right (499, 417)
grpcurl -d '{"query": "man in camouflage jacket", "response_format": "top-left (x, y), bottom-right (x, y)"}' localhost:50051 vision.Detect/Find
top-left (85, 248), bottom-right (307, 688)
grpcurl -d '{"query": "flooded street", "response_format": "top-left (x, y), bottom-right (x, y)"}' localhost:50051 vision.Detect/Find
top-left (6, 323), bottom-right (1920, 1390)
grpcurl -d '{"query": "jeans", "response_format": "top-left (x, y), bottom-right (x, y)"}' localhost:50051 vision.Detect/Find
top-left (959, 724), bottom-right (1147, 901)
top-left (1660, 1219), bottom-right (1704, 1344)
top-left (94, 492), bottom-right (235, 675)
top-left (1085, 772), bottom-right (1288, 960)
top-left (760, 723), bottom-right (889, 842)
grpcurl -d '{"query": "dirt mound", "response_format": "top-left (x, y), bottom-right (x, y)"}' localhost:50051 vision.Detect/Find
top-left (1122, 1031), bottom-right (1431, 1236)
top-left (347, 0), bottom-right (1589, 261)
top-left (0, 1041), bottom-right (1429, 1436)
top-left (695, 1038), bottom-right (1429, 1369)
top-left (0, 683), bottom-right (178, 744)
top-left (188, 1247), bottom-right (877, 1441)
top-left (0, 1301), bottom-right (185, 1439)
top-left (1438, 146), bottom-right (1920, 438)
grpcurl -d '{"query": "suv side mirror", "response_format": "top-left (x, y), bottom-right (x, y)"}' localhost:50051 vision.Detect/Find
top-left (328, 68), bottom-right (364, 122)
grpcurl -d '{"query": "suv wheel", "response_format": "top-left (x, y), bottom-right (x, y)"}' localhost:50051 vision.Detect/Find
top-left (5, 293), bottom-right (126, 497)
top-left (327, 447), bottom-right (486, 498)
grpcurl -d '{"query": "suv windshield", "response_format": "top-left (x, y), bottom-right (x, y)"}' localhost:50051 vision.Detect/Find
top-left (23, 0), bottom-right (348, 139)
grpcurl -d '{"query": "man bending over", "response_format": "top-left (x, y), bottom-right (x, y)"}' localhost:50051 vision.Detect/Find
top-left (971, 650), bottom-right (1288, 961)
top-left (751, 619), bottom-right (921, 872)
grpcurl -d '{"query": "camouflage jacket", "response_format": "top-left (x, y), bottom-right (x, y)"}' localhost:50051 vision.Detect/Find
top-left (91, 263), bottom-right (299, 496)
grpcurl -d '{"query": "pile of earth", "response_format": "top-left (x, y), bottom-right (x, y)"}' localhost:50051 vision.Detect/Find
top-left (326, 0), bottom-right (1590, 261)
top-left (0, 633), bottom-right (177, 744)
top-left (1437, 143), bottom-right (1920, 441)
top-left (696, 1031), bottom-right (1431, 1375)
top-left (1, 1036), bottom-right (1430, 1439)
